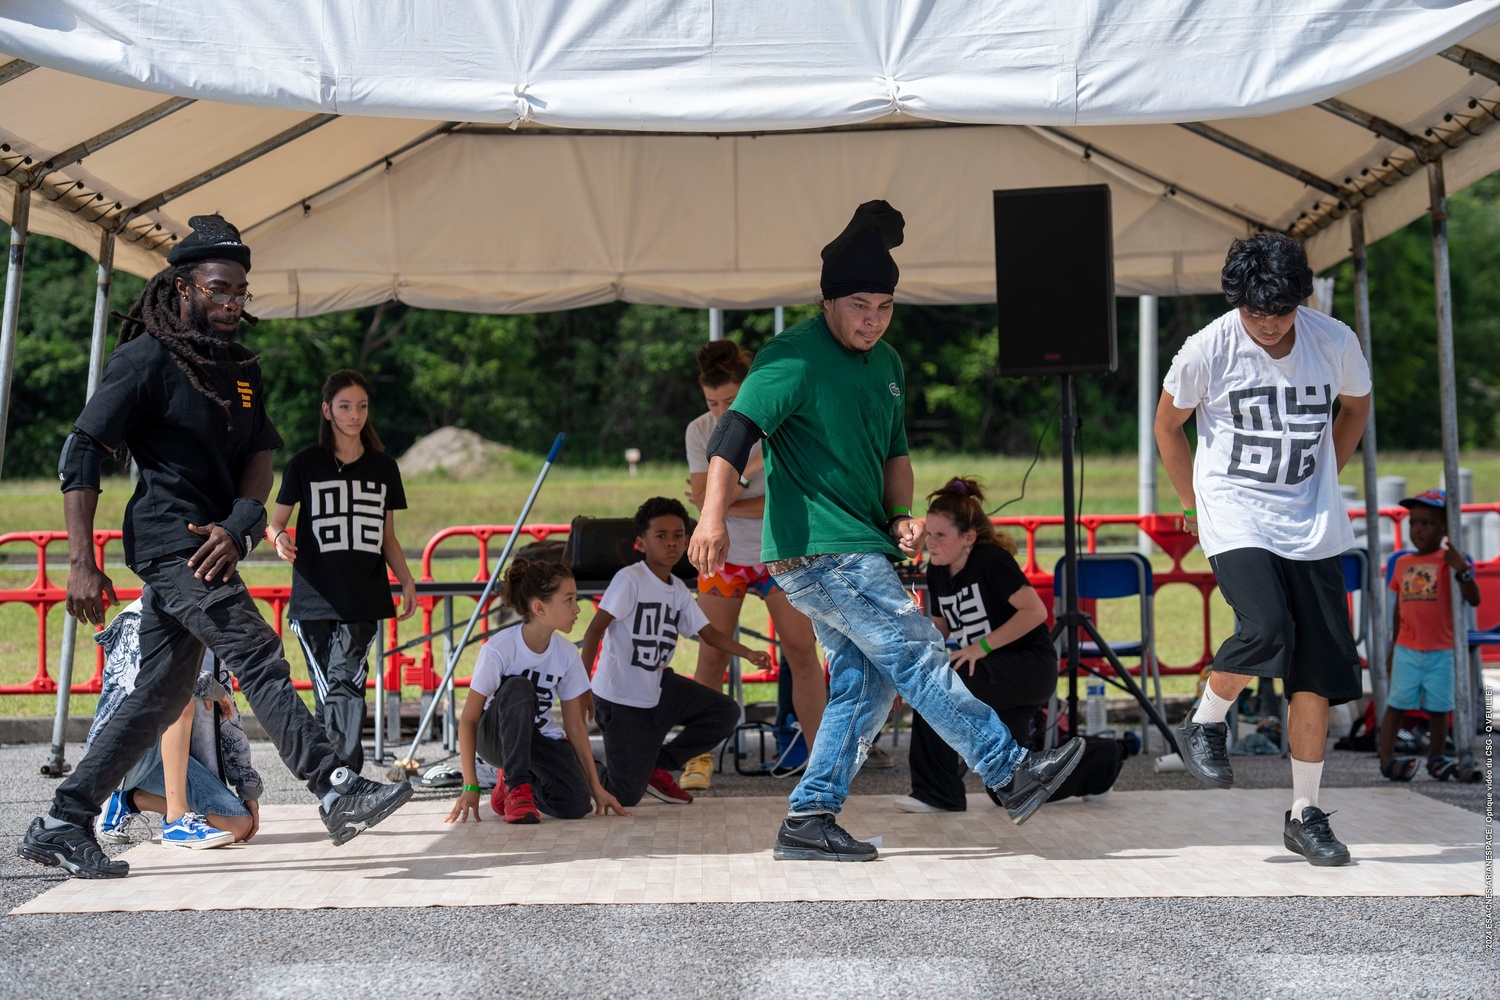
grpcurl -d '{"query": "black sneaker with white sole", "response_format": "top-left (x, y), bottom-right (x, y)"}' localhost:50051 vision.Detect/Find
top-left (320, 768), bottom-right (413, 846)
top-left (1283, 806), bottom-right (1351, 867)
top-left (987, 737), bottom-right (1085, 825)
top-left (773, 813), bottom-right (878, 862)
top-left (18, 817), bottom-right (129, 879)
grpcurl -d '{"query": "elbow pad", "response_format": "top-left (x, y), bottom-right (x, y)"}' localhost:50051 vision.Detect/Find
top-left (705, 410), bottom-right (764, 474)
top-left (217, 497), bottom-right (267, 559)
top-left (58, 429), bottom-right (106, 493)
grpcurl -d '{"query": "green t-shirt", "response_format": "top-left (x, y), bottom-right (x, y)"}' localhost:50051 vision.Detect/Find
top-left (730, 314), bottom-right (909, 562)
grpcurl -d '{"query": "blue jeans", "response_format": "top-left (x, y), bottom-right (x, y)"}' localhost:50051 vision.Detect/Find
top-left (124, 745), bottom-right (251, 820)
top-left (774, 553), bottom-right (1027, 815)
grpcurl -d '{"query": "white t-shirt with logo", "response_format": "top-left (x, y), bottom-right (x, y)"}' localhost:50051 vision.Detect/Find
top-left (1163, 307), bottom-right (1371, 561)
top-left (468, 627), bottom-right (591, 740)
top-left (685, 410), bottom-right (766, 566)
top-left (590, 561), bottom-right (710, 709)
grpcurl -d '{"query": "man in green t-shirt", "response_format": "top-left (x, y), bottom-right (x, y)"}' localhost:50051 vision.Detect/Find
top-left (689, 201), bottom-right (1083, 862)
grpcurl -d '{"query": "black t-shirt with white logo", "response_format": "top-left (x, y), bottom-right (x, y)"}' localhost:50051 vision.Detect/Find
top-left (276, 446), bottom-right (407, 622)
top-left (924, 544), bottom-right (1053, 662)
top-left (74, 334), bottom-right (283, 568)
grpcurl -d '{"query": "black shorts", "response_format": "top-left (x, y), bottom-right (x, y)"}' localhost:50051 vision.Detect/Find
top-left (1208, 548), bottom-right (1362, 706)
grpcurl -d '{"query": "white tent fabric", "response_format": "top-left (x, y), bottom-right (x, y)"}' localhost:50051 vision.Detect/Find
top-left (2, 2), bottom-right (1500, 315)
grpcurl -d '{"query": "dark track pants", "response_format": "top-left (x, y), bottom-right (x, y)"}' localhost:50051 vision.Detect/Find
top-left (594, 670), bottom-right (739, 807)
top-left (290, 618), bottom-right (378, 773)
top-left (51, 555), bottom-right (343, 829)
top-left (476, 676), bottom-right (592, 819)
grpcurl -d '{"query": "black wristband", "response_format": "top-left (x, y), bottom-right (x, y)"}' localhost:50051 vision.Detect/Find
top-left (218, 498), bottom-right (267, 559)
top-left (885, 514), bottom-right (912, 535)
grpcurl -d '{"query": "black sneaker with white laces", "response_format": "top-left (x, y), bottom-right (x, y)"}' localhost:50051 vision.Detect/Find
top-left (320, 767), bottom-right (413, 846)
top-left (1177, 721), bottom-right (1233, 789)
top-left (1283, 806), bottom-right (1351, 867)
top-left (987, 737), bottom-right (1086, 825)
top-left (773, 814), bottom-right (878, 862)
top-left (18, 817), bottom-right (129, 879)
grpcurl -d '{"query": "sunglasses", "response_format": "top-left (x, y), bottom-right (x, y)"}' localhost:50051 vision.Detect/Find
top-left (193, 282), bottom-right (253, 307)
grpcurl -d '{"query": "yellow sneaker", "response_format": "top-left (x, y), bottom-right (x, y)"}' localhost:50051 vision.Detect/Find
top-left (679, 753), bottom-right (715, 791)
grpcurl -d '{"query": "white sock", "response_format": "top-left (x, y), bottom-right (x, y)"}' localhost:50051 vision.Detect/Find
top-left (1290, 757), bottom-right (1322, 817)
top-left (1191, 685), bottom-right (1234, 725)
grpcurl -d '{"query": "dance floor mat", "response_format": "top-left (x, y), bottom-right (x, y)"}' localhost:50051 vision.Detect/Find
top-left (11, 787), bottom-right (1482, 913)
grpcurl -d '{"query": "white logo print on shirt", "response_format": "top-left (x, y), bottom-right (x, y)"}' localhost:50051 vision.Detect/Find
top-left (937, 584), bottom-right (992, 647)
top-left (630, 602), bottom-right (683, 671)
top-left (309, 480), bottom-right (387, 553)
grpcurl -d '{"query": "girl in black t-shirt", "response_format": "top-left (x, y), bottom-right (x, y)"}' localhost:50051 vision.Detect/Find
top-left (267, 370), bottom-right (417, 772)
top-left (898, 477), bottom-right (1058, 813)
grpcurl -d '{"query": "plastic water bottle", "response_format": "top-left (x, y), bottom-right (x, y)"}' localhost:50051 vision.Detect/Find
top-left (1086, 678), bottom-right (1107, 734)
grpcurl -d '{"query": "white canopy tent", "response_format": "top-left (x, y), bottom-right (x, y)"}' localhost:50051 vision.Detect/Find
top-left (2, 1), bottom-right (1497, 774)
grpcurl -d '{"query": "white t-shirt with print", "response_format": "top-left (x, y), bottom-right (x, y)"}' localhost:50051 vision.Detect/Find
top-left (1163, 307), bottom-right (1371, 560)
top-left (685, 410), bottom-right (766, 566)
top-left (468, 627), bottom-right (591, 740)
top-left (590, 561), bottom-right (710, 709)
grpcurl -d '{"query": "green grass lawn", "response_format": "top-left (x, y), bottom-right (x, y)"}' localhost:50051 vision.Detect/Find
top-left (2, 449), bottom-right (1494, 716)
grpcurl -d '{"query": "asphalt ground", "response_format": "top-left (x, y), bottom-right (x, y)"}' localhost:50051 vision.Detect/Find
top-left (1, 734), bottom-right (1494, 999)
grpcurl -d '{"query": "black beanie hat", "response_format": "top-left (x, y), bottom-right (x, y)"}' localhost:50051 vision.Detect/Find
top-left (167, 214), bottom-right (251, 272)
top-left (820, 200), bottom-right (904, 301)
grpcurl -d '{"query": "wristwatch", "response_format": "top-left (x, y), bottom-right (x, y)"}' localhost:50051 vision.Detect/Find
top-left (737, 474), bottom-right (751, 488)
top-left (1455, 568), bottom-right (1474, 583)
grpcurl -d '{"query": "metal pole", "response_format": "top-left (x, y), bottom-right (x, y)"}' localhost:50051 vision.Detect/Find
top-left (774, 306), bottom-right (785, 335)
top-left (1137, 295), bottom-right (1158, 554)
top-left (708, 308), bottom-right (724, 341)
top-left (41, 229), bottom-right (118, 776)
top-left (0, 182), bottom-right (32, 480)
top-left (1349, 209), bottom-right (1389, 722)
top-left (1427, 160), bottom-right (1478, 778)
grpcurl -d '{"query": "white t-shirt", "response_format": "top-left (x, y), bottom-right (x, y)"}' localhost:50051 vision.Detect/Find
top-left (1163, 307), bottom-right (1371, 560)
top-left (468, 627), bottom-right (591, 740)
top-left (589, 561), bottom-right (711, 709)
top-left (685, 410), bottom-right (766, 566)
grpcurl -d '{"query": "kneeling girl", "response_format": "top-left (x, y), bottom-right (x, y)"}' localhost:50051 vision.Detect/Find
top-left (446, 559), bottom-right (630, 825)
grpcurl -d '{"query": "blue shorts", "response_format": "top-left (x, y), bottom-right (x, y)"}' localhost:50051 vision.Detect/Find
top-left (1388, 645), bottom-right (1456, 713)
top-left (123, 746), bottom-right (251, 819)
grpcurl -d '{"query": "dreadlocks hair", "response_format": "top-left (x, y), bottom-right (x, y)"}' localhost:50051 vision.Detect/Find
top-left (925, 477), bottom-right (1018, 555)
top-left (117, 263), bottom-right (256, 427)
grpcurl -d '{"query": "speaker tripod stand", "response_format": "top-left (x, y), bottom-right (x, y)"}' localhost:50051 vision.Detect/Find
top-left (1049, 374), bottom-right (1179, 753)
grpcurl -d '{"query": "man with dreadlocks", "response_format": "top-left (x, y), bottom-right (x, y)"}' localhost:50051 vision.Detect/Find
top-left (19, 215), bottom-right (413, 879)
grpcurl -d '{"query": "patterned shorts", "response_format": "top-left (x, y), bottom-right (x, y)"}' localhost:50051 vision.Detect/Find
top-left (698, 561), bottom-right (781, 600)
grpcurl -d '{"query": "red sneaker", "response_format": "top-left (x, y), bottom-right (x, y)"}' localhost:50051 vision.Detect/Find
top-left (646, 767), bottom-right (693, 804)
top-left (488, 770), bottom-right (507, 816)
top-left (503, 783), bottom-right (541, 824)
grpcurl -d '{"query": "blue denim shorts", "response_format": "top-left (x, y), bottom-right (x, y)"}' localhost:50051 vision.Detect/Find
top-left (1388, 645), bottom-right (1456, 713)
top-left (124, 746), bottom-right (250, 819)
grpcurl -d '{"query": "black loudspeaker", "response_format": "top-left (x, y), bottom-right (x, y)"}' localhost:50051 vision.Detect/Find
top-left (993, 184), bottom-right (1117, 376)
top-left (565, 516), bottom-right (698, 590)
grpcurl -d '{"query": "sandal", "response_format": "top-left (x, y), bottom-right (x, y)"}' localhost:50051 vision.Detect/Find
top-left (418, 760), bottom-right (464, 789)
top-left (1380, 756), bottom-right (1418, 782)
top-left (1427, 755), bottom-right (1457, 782)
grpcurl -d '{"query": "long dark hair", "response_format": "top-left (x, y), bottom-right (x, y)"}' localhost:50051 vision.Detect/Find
top-left (117, 263), bottom-right (256, 427)
top-left (318, 369), bottom-right (386, 454)
top-left (925, 477), bottom-right (1017, 555)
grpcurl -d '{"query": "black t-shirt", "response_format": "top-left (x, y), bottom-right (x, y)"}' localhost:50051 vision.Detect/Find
top-left (924, 543), bottom-right (1053, 661)
top-left (74, 335), bottom-right (283, 568)
top-left (276, 447), bottom-right (408, 622)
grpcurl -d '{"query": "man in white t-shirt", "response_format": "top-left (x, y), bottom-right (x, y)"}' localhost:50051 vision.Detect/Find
top-left (1155, 233), bottom-right (1371, 868)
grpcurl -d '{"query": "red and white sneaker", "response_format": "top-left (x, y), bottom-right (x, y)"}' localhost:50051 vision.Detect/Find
top-left (488, 770), bottom-right (507, 816)
top-left (646, 767), bottom-right (693, 804)
top-left (502, 783), bottom-right (541, 825)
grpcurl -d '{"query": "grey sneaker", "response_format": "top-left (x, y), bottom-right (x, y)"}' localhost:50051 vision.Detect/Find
top-left (319, 767), bottom-right (413, 846)
top-left (1177, 721), bottom-right (1233, 789)
top-left (19, 817), bottom-right (129, 879)
top-left (773, 814), bottom-right (878, 862)
top-left (863, 742), bottom-right (894, 769)
top-left (988, 738), bottom-right (1085, 825)
top-left (1283, 806), bottom-right (1351, 867)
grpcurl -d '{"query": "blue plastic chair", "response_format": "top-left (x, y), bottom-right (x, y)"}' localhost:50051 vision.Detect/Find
top-left (1049, 552), bottom-right (1163, 750)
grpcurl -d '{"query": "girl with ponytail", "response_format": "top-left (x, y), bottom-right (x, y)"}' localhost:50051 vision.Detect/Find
top-left (896, 477), bottom-right (1058, 814)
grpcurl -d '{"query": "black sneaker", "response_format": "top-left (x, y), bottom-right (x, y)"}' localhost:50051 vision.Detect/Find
top-left (773, 814), bottom-right (878, 862)
top-left (320, 767), bottom-right (413, 846)
top-left (1177, 721), bottom-right (1233, 789)
top-left (18, 817), bottom-right (129, 879)
top-left (987, 737), bottom-right (1085, 825)
top-left (1283, 806), bottom-right (1351, 867)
